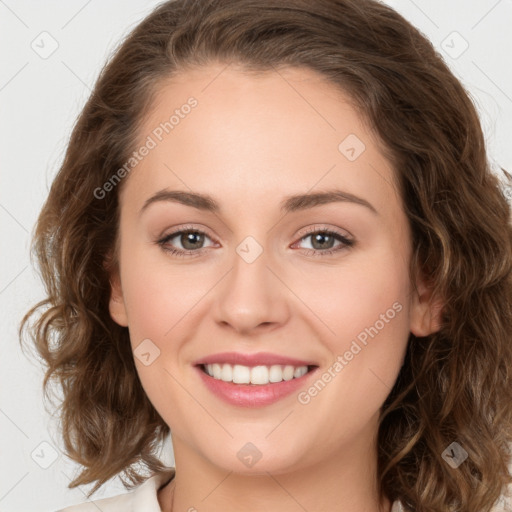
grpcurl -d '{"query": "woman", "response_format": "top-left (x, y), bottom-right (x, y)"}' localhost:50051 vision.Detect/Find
top-left (20, 0), bottom-right (512, 511)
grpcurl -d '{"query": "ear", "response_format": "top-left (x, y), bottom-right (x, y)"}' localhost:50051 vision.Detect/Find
top-left (409, 270), bottom-right (444, 337)
top-left (105, 258), bottom-right (129, 327)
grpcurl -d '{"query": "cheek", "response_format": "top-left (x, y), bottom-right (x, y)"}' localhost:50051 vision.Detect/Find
top-left (117, 247), bottom-right (202, 415)
top-left (301, 248), bottom-right (411, 406)
top-left (316, 256), bottom-right (411, 429)
top-left (119, 237), bottom-right (210, 344)
top-left (296, 246), bottom-right (410, 347)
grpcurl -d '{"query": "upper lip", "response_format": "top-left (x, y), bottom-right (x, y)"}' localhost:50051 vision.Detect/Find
top-left (194, 352), bottom-right (318, 367)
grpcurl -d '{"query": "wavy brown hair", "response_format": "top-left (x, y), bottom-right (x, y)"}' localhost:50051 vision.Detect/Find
top-left (19, 0), bottom-right (512, 509)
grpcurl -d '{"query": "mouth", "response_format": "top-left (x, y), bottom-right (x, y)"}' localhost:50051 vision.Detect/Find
top-left (197, 362), bottom-right (318, 386)
top-left (193, 351), bottom-right (320, 407)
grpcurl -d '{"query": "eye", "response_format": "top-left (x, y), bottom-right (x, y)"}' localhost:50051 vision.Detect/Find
top-left (157, 226), bottom-right (216, 257)
top-left (292, 226), bottom-right (354, 256)
top-left (156, 224), bottom-right (354, 258)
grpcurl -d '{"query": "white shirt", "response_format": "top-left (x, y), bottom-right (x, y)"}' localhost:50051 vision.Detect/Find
top-left (57, 471), bottom-right (405, 511)
top-left (57, 472), bottom-right (173, 512)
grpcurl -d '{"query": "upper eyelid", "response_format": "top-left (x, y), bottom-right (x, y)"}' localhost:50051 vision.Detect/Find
top-left (160, 224), bottom-right (351, 237)
top-left (299, 224), bottom-right (352, 238)
top-left (159, 224), bottom-right (216, 243)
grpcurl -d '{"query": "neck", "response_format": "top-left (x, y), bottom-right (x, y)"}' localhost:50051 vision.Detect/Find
top-left (158, 429), bottom-right (391, 512)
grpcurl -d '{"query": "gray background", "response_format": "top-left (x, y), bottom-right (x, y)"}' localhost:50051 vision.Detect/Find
top-left (1, 1), bottom-right (511, 511)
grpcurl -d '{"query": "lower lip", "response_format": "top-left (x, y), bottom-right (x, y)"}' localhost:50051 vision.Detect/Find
top-left (195, 365), bottom-right (318, 407)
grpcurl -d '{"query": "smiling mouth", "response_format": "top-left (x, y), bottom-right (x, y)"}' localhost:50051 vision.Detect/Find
top-left (199, 363), bottom-right (318, 385)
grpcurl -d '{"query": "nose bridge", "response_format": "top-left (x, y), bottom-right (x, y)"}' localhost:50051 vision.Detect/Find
top-left (213, 232), bottom-right (288, 333)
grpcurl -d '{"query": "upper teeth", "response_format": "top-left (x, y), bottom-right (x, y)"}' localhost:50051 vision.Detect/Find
top-left (203, 363), bottom-right (309, 385)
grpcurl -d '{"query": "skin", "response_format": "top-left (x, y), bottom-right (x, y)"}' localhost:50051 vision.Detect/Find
top-left (108, 62), bottom-right (442, 512)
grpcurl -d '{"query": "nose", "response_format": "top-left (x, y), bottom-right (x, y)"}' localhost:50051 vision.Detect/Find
top-left (212, 240), bottom-right (290, 335)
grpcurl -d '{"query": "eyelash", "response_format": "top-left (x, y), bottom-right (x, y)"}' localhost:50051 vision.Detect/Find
top-left (156, 224), bottom-right (354, 258)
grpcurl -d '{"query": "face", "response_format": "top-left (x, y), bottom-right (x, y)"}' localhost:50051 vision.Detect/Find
top-left (108, 62), bottom-right (439, 476)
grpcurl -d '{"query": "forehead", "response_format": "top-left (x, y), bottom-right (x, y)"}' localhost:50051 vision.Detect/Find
top-left (120, 63), bottom-right (399, 218)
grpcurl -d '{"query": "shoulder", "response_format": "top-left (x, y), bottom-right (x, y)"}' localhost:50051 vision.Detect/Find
top-left (56, 470), bottom-right (175, 512)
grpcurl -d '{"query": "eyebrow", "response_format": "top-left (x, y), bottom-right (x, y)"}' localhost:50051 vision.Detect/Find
top-left (139, 188), bottom-right (378, 216)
